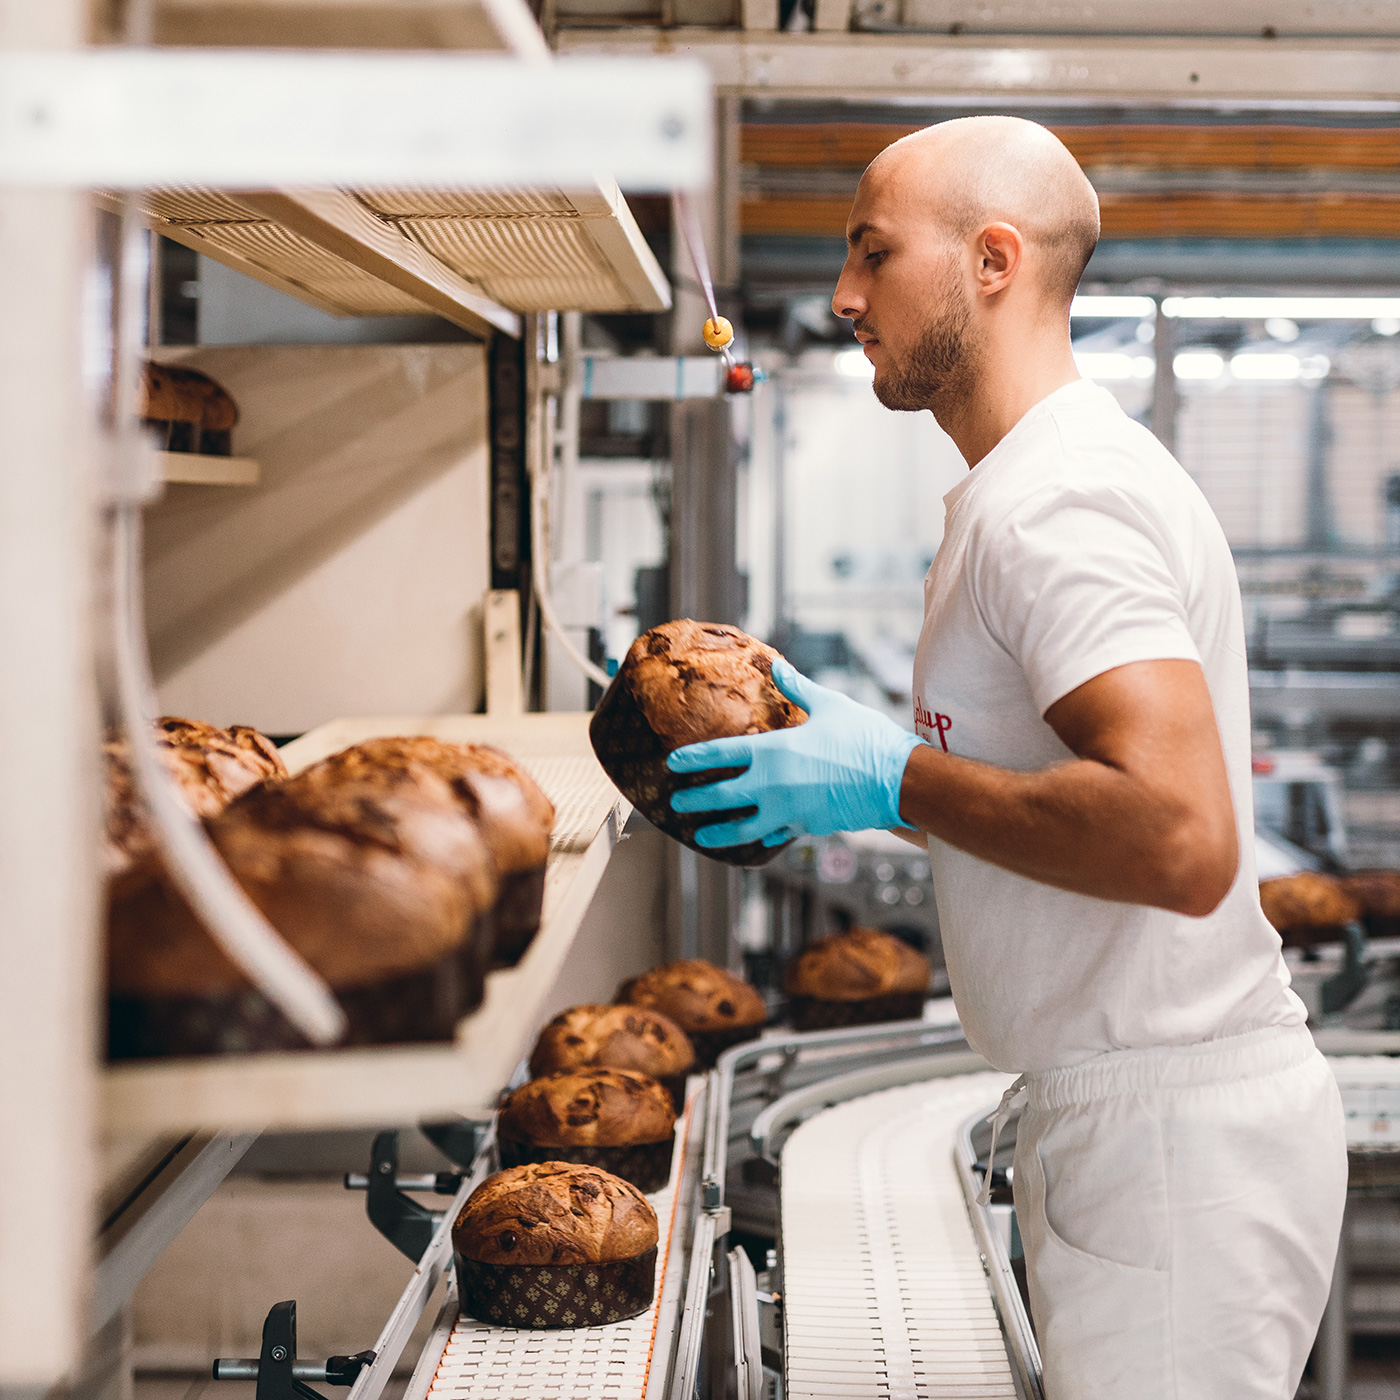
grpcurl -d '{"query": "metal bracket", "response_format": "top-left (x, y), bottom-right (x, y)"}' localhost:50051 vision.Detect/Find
top-left (1322, 922), bottom-right (1370, 1017)
top-left (213, 1301), bottom-right (374, 1396)
top-left (419, 1117), bottom-right (491, 1171)
top-left (349, 1132), bottom-right (454, 1263)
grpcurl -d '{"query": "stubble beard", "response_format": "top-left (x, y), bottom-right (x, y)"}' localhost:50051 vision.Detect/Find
top-left (865, 286), bottom-right (979, 413)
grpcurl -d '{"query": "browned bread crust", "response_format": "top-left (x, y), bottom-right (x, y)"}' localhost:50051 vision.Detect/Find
top-left (315, 736), bottom-right (554, 877)
top-left (786, 927), bottom-right (931, 1002)
top-left (589, 622), bottom-right (806, 867)
top-left (107, 758), bottom-right (497, 997)
top-left (625, 620), bottom-right (806, 750)
top-left (620, 960), bottom-right (766, 1035)
top-left (139, 362), bottom-right (239, 431)
top-left (1341, 869), bottom-right (1400, 920)
top-left (453, 1162), bottom-right (658, 1266)
top-left (529, 1004), bottom-right (695, 1081)
top-left (1259, 872), bottom-right (1361, 934)
top-left (499, 1068), bottom-right (676, 1149)
top-left (103, 716), bottom-right (285, 892)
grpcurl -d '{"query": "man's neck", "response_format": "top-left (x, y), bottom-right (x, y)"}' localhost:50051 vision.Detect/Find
top-left (934, 337), bottom-right (1081, 468)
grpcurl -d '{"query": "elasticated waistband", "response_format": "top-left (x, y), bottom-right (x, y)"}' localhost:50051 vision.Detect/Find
top-left (1026, 1023), bottom-right (1317, 1111)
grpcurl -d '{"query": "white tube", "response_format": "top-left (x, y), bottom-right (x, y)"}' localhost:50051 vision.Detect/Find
top-left (530, 447), bottom-right (612, 691)
top-left (109, 505), bottom-right (347, 1045)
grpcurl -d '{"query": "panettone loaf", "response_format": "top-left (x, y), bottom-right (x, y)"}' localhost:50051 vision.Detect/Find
top-left (103, 716), bottom-right (285, 894)
top-left (452, 1163), bottom-right (660, 1327)
top-left (139, 362), bottom-right (239, 455)
top-left (497, 1067), bottom-right (678, 1191)
top-left (529, 1004), bottom-right (695, 1087)
top-left (786, 927), bottom-right (930, 1001)
top-left (786, 927), bottom-right (931, 1030)
top-left (590, 621), bottom-right (806, 867)
top-left (499, 1069), bottom-right (676, 1148)
top-left (1259, 872), bottom-right (1361, 945)
top-left (315, 736), bottom-right (554, 963)
top-left (1341, 869), bottom-right (1400, 932)
top-left (619, 959), bottom-right (766, 1067)
top-left (106, 759), bottom-right (498, 1055)
top-left (454, 1162), bottom-right (657, 1266)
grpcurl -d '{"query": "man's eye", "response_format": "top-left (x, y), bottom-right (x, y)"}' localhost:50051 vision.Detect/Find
top-left (865, 250), bottom-right (887, 265)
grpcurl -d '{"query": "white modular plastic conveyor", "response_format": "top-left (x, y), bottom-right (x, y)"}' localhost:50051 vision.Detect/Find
top-left (781, 1072), bottom-right (1021, 1400)
top-left (402, 1091), bottom-right (705, 1400)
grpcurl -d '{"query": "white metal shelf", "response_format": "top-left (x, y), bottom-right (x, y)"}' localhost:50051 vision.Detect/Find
top-left (101, 712), bottom-right (631, 1136)
top-left (126, 180), bottom-right (670, 339)
top-left (158, 451), bottom-right (259, 485)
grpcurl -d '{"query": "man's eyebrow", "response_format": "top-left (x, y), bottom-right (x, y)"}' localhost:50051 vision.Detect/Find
top-left (846, 220), bottom-right (879, 249)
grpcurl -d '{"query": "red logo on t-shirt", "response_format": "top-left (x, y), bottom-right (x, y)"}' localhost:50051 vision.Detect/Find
top-left (913, 698), bottom-right (953, 751)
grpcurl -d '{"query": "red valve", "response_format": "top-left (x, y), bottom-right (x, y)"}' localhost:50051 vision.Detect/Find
top-left (725, 362), bottom-right (757, 394)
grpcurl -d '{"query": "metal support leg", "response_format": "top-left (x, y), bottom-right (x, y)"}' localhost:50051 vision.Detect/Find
top-left (1316, 1199), bottom-right (1349, 1400)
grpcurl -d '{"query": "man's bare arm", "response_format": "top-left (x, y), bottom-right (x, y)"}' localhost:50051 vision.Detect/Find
top-left (895, 659), bottom-right (1239, 916)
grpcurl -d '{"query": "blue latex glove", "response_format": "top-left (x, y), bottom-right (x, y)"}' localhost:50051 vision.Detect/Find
top-left (667, 657), bottom-right (926, 850)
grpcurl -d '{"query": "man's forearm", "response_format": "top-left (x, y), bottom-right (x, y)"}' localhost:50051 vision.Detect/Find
top-left (897, 744), bottom-right (1234, 916)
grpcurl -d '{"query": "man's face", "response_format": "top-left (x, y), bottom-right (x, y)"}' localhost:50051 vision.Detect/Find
top-left (831, 161), bottom-right (979, 412)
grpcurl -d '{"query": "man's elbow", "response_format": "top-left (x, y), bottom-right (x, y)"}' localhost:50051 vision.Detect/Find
top-left (1156, 822), bottom-right (1240, 918)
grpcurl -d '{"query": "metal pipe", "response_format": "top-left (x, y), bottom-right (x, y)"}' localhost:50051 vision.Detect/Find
top-left (1316, 1199), bottom-right (1350, 1400)
top-left (1151, 298), bottom-right (1177, 454)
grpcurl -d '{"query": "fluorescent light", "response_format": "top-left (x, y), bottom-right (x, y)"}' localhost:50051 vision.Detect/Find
top-left (1300, 354), bottom-right (1331, 381)
top-left (1075, 352), bottom-right (1154, 381)
top-left (1230, 352), bottom-right (1300, 380)
top-left (1375, 317), bottom-right (1400, 337)
top-left (1264, 317), bottom-right (1299, 343)
top-left (1163, 296), bottom-right (1400, 321)
top-left (834, 347), bottom-right (874, 380)
top-left (1071, 295), bottom-right (1156, 319)
top-left (1174, 351), bottom-right (1224, 380)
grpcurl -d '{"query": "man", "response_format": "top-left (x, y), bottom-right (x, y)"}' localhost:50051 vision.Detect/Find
top-left (667, 117), bottom-right (1346, 1399)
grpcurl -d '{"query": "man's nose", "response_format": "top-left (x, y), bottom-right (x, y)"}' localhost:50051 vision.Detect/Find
top-left (832, 261), bottom-right (864, 322)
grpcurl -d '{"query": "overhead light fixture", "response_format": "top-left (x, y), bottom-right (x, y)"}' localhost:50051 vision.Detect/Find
top-left (1264, 317), bottom-right (1299, 343)
top-left (1174, 351), bottom-right (1225, 380)
top-left (1071, 295), bottom-right (1156, 319)
top-left (1163, 296), bottom-right (1400, 321)
top-left (833, 347), bottom-right (875, 380)
top-left (1374, 317), bottom-right (1400, 337)
top-left (1074, 352), bottom-right (1154, 381)
top-left (1230, 352), bottom-right (1301, 380)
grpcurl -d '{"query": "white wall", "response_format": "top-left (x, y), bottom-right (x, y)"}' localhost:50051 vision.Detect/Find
top-left (145, 344), bottom-right (489, 734)
top-left (778, 364), bottom-right (967, 650)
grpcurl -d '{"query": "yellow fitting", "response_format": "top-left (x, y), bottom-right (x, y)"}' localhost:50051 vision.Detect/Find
top-left (702, 316), bottom-right (734, 350)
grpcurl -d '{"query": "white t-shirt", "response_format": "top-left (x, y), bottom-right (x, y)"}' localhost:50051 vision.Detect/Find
top-left (912, 378), bottom-right (1304, 1072)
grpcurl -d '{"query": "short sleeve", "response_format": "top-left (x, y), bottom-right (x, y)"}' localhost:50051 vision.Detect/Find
top-left (970, 485), bottom-right (1201, 716)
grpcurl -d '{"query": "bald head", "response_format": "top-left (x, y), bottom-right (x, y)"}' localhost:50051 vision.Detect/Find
top-left (866, 116), bottom-right (1099, 306)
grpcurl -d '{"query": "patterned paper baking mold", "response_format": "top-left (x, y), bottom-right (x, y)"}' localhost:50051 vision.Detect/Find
top-left (787, 990), bottom-right (927, 1033)
top-left (456, 1248), bottom-right (658, 1329)
top-left (496, 1138), bottom-right (675, 1195)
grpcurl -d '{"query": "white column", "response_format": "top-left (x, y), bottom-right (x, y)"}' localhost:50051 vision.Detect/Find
top-left (0, 3), bottom-right (100, 1388)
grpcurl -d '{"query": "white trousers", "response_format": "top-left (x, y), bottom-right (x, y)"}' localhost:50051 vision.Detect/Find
top-left (1012, 1025), bottom-right (1347, 1400)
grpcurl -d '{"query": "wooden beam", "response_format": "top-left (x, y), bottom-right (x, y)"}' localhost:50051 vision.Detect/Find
top-left (237, 188), bottom-right (521, 338)
top-left (740, 190), bottom-right (1400, 238)
top-left (1098, 191), bottom-right (1400, 238)
top-left (741, 121), bottom-right (1400, 172)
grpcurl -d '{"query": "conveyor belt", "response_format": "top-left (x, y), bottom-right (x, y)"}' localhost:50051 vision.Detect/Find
top-left (420, 1096), bottom-right (697, 1400)
top-left (781, 1071), bottom-right (1019, 1400)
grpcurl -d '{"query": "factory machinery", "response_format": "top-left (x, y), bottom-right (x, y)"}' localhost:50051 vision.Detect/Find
top-left (189, 1022), bottom-right (1400, 1400)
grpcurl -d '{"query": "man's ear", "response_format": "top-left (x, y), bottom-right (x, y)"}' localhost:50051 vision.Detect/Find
top-left (975, 221), bottom-right (1023, 298)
